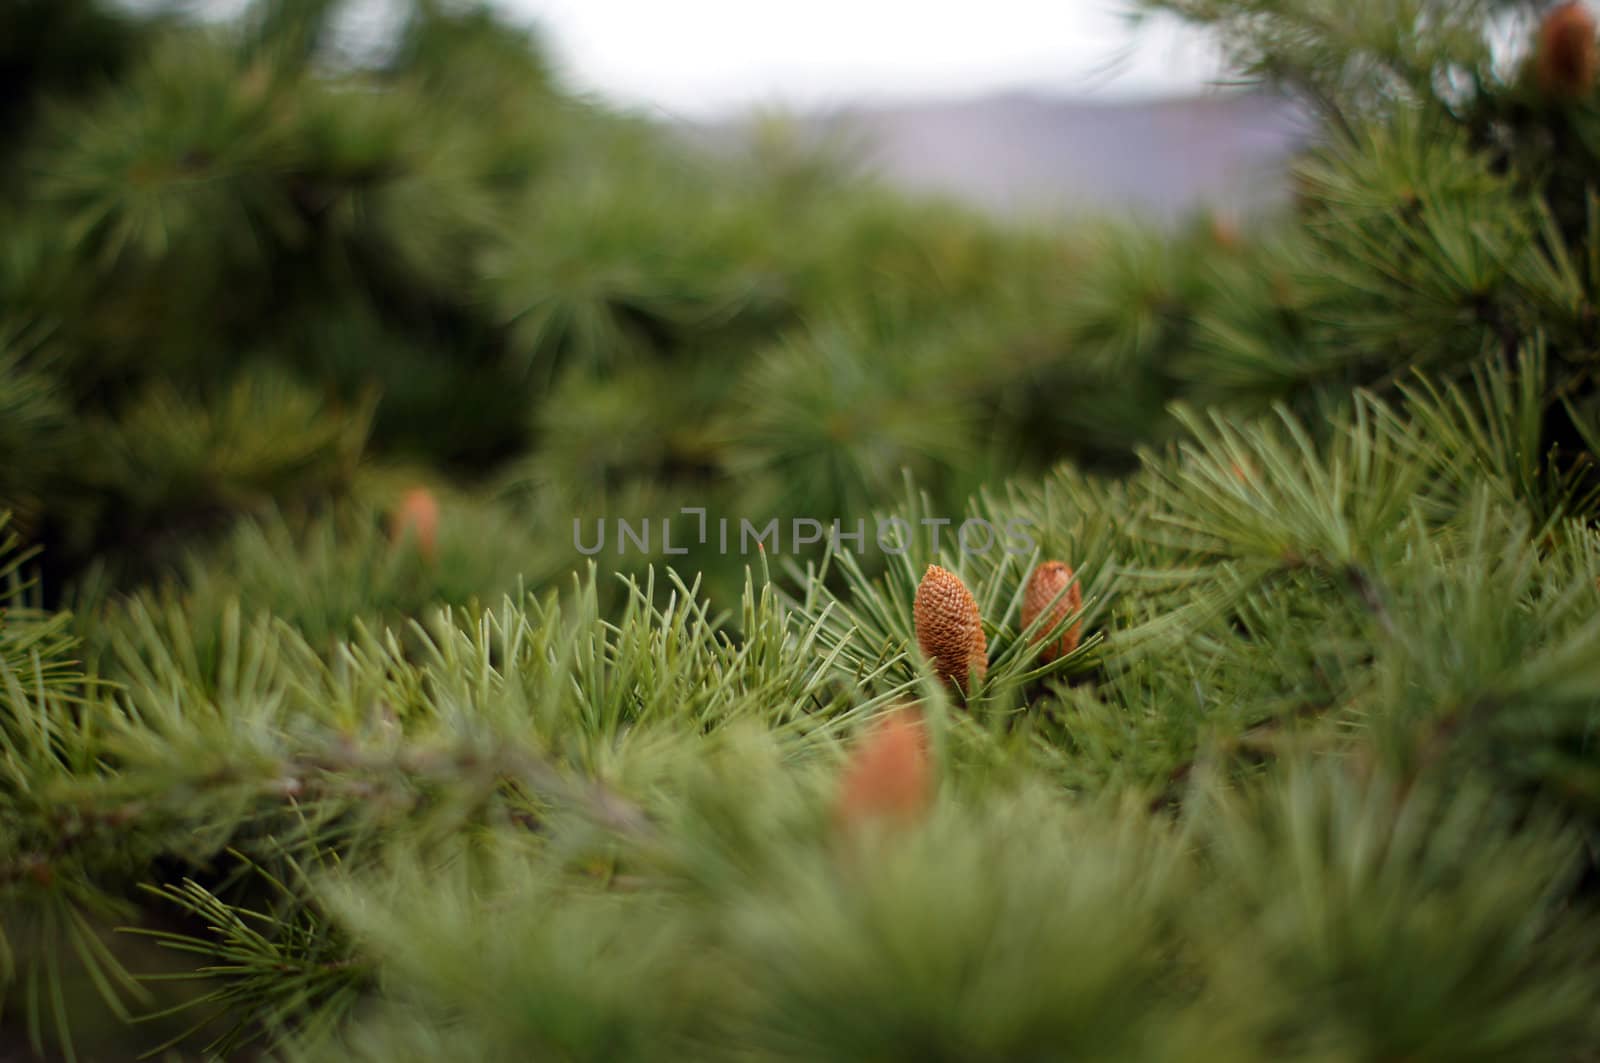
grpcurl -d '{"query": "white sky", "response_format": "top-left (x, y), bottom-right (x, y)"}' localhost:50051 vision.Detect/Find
top-left (496, 1), bottom-right (1227, 118)
top-left (165, 1), bottom-right (1228, 117)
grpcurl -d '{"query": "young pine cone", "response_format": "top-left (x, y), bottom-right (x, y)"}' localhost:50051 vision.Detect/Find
top-left (834, 706), bottom-right (932, 831)
top-left (913, 564), bottom-right (987, 692)
top-left (389, 486), bottom-right (440, 563)
top-left (1021, 561), bottom-right (1083, 662)
top-left (1537, 2), bottom-right (1598, 99)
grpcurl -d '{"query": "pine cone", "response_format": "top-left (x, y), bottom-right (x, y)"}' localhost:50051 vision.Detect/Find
top-left (913, 564), bottom-right (987, 692)
top-left (835, 706), bottom-right (932, 830)
top-left (390, 486), bottom-right (440, 563)
top-left (1021, 561), bottom-right (1083, 662)
top-left (1538, 2), bottom-right (1598, 99)
top-left (1209, 212), bottom-right (1242, 252)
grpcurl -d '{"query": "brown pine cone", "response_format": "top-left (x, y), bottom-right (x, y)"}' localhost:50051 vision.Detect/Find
top-left (1538, 2), bottom-right (1598, 99)
top-left (1021, 561), bottom-right (1083, 662)
top-left (913, 564), bottom-right (987, 692)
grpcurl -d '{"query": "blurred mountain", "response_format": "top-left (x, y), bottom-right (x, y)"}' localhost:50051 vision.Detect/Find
top-left (698, 90), bottom-right (1311, 220)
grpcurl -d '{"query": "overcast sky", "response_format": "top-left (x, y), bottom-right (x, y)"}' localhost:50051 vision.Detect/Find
top-left (495, 1), bottom-right (1227, 117)
top-left (165, 1), bottom-right (1227, 116)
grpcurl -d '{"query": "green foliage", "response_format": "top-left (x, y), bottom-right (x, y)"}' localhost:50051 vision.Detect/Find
top-left (130, 856), bottom-right (368, 1058)
top-left (1139, 0), bottom-right (1502, 123)
top-left (57, 368), bottom-right (372, 583)
top-left (723, 317), bottom-right (982, 518)
top-left (1190, 764), bottom-right (1600, 1062)
top-left (5, 0), bottom-right (1600, 1057)
top-left (0, 332), bottom-right (71, 526)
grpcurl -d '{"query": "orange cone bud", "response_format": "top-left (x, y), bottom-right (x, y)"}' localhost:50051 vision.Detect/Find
top-left (1021, 561), bottom-right (1083, 662)
top-left (390, 486), bottom-right (440, 562)
top-left (835, 707), bottom-right (932, 829)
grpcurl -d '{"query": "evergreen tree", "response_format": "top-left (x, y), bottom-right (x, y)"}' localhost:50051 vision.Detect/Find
top-left (3, 0), bottom-right (1600, 1058)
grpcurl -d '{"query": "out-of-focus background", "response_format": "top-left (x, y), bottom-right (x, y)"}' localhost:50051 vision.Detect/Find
top-left (172, 0), bottom-right (1303, 217)
top-left (3, 0), bottom-right (1321, 636)
top-left (518, 0), bottom-right (1303, 218)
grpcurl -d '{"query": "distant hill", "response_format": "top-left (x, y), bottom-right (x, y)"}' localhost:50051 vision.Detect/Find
top-left (698, 91), bottom-right (1313, 220)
